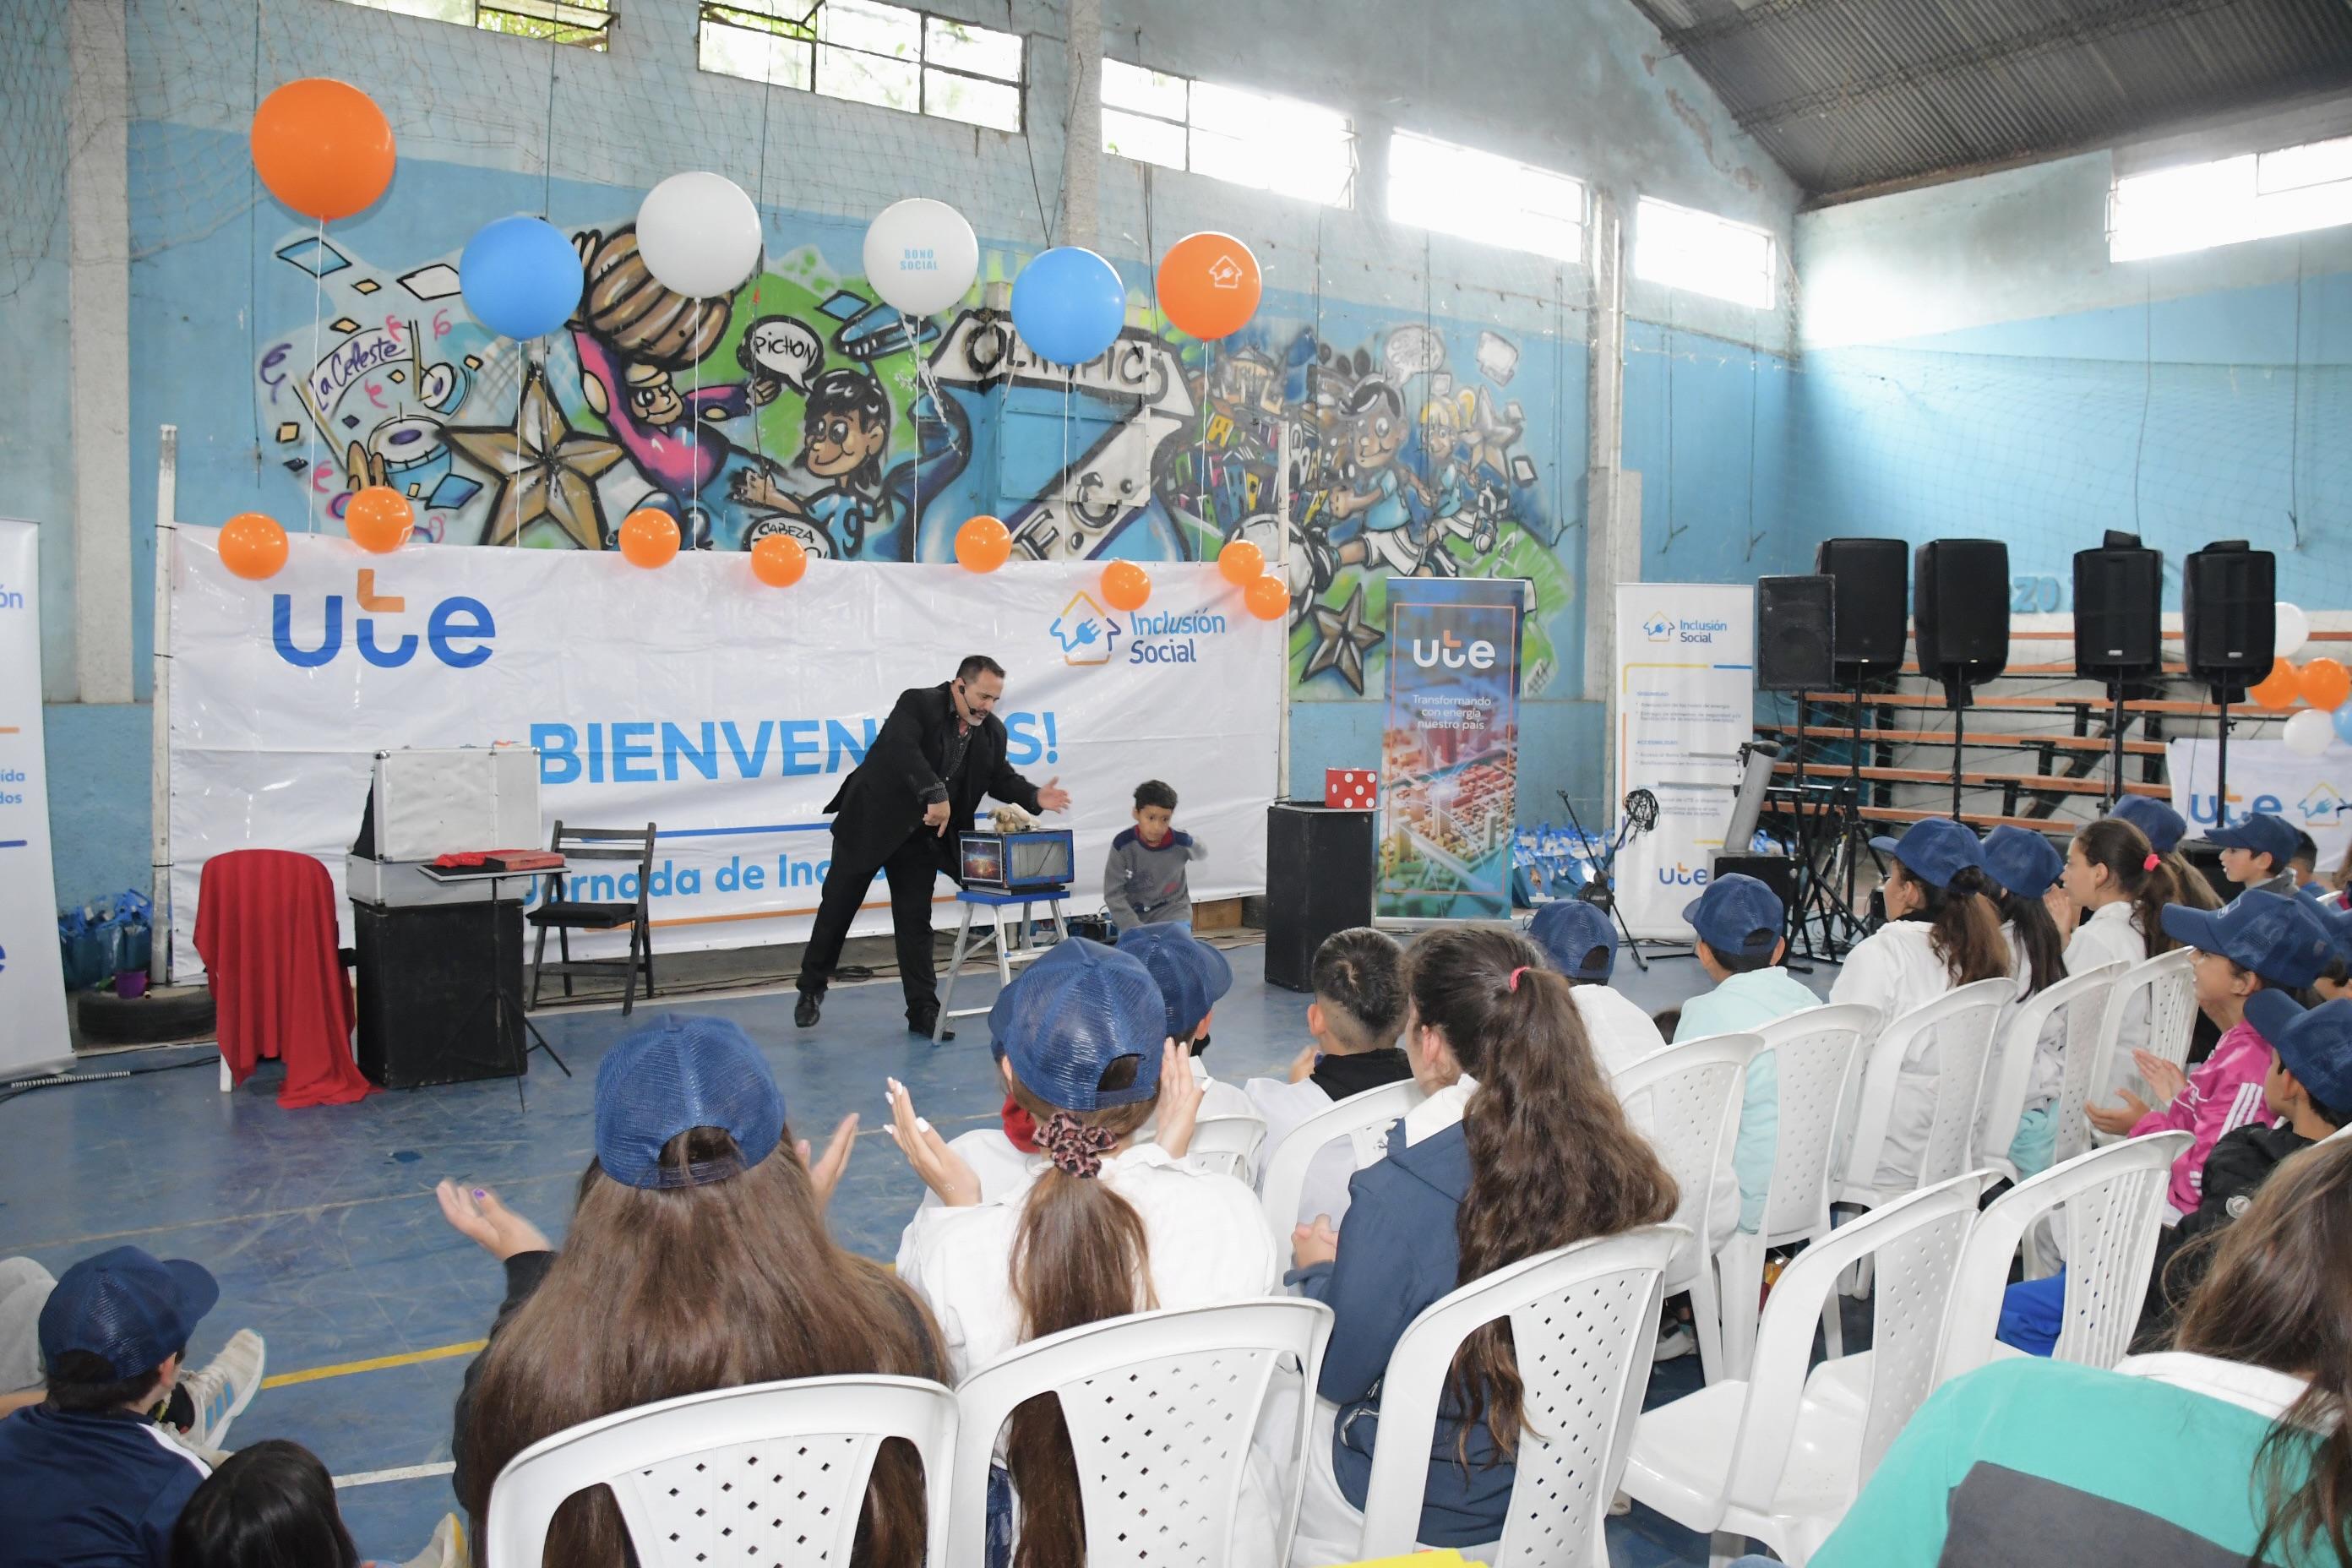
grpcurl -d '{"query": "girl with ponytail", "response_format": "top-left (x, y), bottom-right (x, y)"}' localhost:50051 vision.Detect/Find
top-left (1286, 927), bottom-right (1677, 1561)
top-left (890, 939), bottom-right (1278, 1568)
top-left (1831, 818), bottom-right (2012, 1192)
top-left (1980, 826), bottom-right (2074, 1177)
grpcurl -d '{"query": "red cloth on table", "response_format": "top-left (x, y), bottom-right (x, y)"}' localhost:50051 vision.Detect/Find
top-left (193, 849), bottom-right (375, 1108)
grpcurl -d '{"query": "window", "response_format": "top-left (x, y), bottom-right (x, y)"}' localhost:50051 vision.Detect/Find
top-left (1101, 59), bottom-right (1353, 208)
top-left (700, 0), bottom-right (1025, 133)
top-left (1634, 197), bottom-right (1774, 309)
top-left (333, 0), bottom-right (613, 50)
top-left (2109, 135), bottom-right (2352, 262)
top-left (1389, 130), bottom-right (1584, 262)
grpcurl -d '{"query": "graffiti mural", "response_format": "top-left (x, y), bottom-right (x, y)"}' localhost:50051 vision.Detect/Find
top-left (256, 218), bottom-right (1577, 696)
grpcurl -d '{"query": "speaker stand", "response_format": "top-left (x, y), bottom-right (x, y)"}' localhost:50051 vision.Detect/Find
top-left (2106, 678), bottom-right (2130, 810)
top-left (2213, 681), bottom-right (2235, 825)
top-left (1832, 671), bottom-right (1877, 951)
top-left (1940, 672), bottom-right (1972, 820)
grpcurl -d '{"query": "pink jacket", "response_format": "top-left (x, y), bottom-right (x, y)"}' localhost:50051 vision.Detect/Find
top-left (2131, 1020), bottom-right (2278, 1213)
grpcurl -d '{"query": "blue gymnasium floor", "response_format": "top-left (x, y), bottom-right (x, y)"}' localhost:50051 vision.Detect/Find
top-left (0, 942), bottom-right (1763, 1565)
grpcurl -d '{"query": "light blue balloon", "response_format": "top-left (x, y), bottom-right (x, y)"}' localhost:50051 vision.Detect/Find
top-left (2332, 702), bottom-right (2352, 748)
top-left (460, 215), bottom-right (584, 340)
top-left (1010, 246), bottom-right (1125, 365)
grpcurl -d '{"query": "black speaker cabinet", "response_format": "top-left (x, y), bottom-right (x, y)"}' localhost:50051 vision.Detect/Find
top-left (1756, 575), bottom-right (1836, 693)
top-left (1707, 852), bottom-right (1799, 927)
top-left (2182, 542), bottom-right (2277, 694)
top-left (1265, 803), bottom-right (1375, 991)
top-left (1914, 539), bottom-right (2012, 686)
top-left (1814, 537), bottom-right (1908, 680)
top-left (352, 899), bottom-right (526, 1088)
top-left (2073, 542), bottom-right (2164, 679)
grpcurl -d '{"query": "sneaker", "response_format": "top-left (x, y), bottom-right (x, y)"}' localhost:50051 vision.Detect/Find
top-left (1651, 1326), bottom-right (1696, 1362)
top-left (397, 1513), bottom-right (466, 1568)
top-left (158, 1423), bottom-right (230, 1471)
top-left (176, 1329), bottom-right (264, 1450)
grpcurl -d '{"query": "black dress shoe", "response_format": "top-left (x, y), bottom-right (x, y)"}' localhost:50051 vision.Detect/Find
top-left (794, 991), bottom-right (822, 1028)
top-left (908, 1011), bottom-right (954, 1042)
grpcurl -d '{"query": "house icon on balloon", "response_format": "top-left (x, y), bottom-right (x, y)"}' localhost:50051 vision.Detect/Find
top-left (1206, 254), bottom-right (1245, 291)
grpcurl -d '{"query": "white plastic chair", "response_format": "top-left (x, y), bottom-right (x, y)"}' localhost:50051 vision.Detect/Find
top-left (1974, 961), bottom-right (2126, 1182)
top-left (2077, 947), bottom-right (2197, 1151)
top-left (482, 1375), bottom-right (959, 1568)
top-left (1256, 1078), bottom-right (1424, 1239)
top-left (1350, 1224), bottom-right (1687, 1565)
top-left (1835, 978), bottom-right (2012, 1211)
top-left (1716, 1004), bottom-right (1874, 1380)
top-left (1185, 1109), bottom-right (1269, 1183)
top-left (1622, 1171), bottom-right (1989, 1567)
top-left (1940, 1130), bottom-right (2189, 1380)
top-left (1611, 1033), bottom-right (1761, 1386)
top-left (945, 1298), bottom-right (1332, 1567)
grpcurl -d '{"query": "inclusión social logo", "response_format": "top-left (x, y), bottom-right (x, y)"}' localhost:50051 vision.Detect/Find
top-left (1642, 612), bottom-right (1674, 643)
top-left (1409, 627), bottom-right (1497, 671)
top-left (271, 569), bottom-right (496, 670)
top-left (1050, 591), bottom-right (1122, 667)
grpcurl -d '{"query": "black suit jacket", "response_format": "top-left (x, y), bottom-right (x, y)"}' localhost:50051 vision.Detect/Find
top-left (824, 683), bottom-right (1043, 871)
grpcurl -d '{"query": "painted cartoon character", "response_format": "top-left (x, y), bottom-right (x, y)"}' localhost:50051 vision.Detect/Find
top-left (1323, 378), bottom-right (1442, 576)
top-left (732, 368), bottom-right (892, 558)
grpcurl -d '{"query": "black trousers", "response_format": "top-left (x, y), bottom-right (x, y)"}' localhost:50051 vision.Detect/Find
top-left (797, 827), bottom-right (945, 1018)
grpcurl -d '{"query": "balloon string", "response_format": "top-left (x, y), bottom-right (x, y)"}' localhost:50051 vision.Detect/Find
top-left (908, 317), bottom-right (921, 560)
top-left (511, 339), bottom-right (529, 546)
top-left (306, 215), bottom-right (325, 532)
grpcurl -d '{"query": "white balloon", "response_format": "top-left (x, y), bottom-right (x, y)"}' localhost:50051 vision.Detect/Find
top-left (2276, 602), bottom-right (2311, 658)
top-left (2285, 706), bottom-right (2335, 756)
top-left (636, 172), bottom-right (763, 299)
top-left (863, 198), bottom-right (979, 317)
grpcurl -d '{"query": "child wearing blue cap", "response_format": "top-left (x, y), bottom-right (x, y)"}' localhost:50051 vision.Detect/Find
top-left (441, 1015), bottom-right (943, 1568)
top-left (1830, 818), bottom-right (2013, 1191)
top-left (1115, 922), bottom-right (1255, 1125)
top-left (1527, 898), bottom-right (1670, 1075)
top-left (1674, 874), bottom-right (1822, 1237)
top-left (889, 939), bottom-right (1280, 1567)
top-left (1979, 825), bottom-right (2076, 1178)
top-left (2207, 812), bottom-right (2303, 901)
top-left (2107, 794), bottom-right (2222, 912)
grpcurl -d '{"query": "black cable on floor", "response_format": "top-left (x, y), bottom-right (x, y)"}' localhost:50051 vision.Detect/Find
top-left (0, 1054), bottom-right (220, 1108)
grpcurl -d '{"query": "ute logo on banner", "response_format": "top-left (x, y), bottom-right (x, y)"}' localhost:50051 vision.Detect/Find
top-left (167, 534), bottom-right (1279, 979)
top-left (1378, 579), bottom-right (1522, 925)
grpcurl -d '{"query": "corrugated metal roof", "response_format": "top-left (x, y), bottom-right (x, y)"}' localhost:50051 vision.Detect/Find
top-left (1629, 0), bottom-right (2352, 199)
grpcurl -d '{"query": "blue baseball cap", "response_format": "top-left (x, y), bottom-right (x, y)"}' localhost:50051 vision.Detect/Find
top-left (1981, 825), bottom-right (2065, 901)
top-left (2318, 903), bottom-right (2352, 966)
top-left (593, 1015), bottom-right (786, 1189)
top-left (1115, 923), bottom-right (1233, 1039)
top-left (1869, 817), bottom-right (1986, 890)
top-left (1681, 874), bottom-right (1784, 961)
top-left (1529, 899), bottom-right (1618, 981)
top-left (2243, 992), bottom-right (2352, 1111)
top-left (2206, 813), bottom-right (2300, 870)
top-left (2110, 796), bottom-right (2186, 855)
top-left (2160, 893), bottom-right (2337, 991)
top-left (39, 1246), bottom-right (218, 1381)
top-left (989, 939), bottom-right (1166, 1110)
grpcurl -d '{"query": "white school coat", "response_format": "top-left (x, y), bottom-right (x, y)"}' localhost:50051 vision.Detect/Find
top-left (1828, 919), bottom-right (1974, 1191)
top-left (2064, 900), bottom-right (2153, 1103)
top-left (2001, 922), bottom-right (2066, 1114)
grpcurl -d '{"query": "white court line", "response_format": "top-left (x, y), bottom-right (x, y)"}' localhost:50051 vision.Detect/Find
top-left (334, 1461), bottom-right (456, 1489)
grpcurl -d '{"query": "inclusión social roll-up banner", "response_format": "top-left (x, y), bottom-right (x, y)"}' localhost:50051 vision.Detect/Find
top-left (165, 530), bottom-right (1279, 978)
top-left (1614, 582), bottom-right (1756, 939)
top-left (0, 520), bottom-right (74, 1071)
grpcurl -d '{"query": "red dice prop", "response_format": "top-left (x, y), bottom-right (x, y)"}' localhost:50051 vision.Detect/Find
top-left (1325, 768), bottom-right (1379, 809)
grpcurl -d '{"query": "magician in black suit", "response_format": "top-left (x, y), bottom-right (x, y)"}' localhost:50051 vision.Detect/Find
top-left (794, 654), bottom-right (1070, 1035)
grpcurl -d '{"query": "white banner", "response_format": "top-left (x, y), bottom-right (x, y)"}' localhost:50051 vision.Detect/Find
top-left (0, 520), bottom-right (74, 1071)
top-left (166, 531), bottom-right (1279, 978)
top-left (2166, 737), bottom-right (2352, 866)
top-left (1613, 583), bottom-right (1756, 939)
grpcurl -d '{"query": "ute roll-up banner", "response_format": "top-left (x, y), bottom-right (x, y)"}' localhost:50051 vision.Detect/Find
top-left (165, 530), bottom-right (1279, 978)
top-left (1377, 578), bottom-right (1522, 923)
top-left (1614, 582), bottom-right (1756, 939)
top-left (0, 520), bottom-right (74, 1070)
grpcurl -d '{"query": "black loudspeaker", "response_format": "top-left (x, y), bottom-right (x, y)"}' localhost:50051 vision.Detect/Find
top-left (1914, 539), bottom-right (2012, 689)
top-left (352, 900), bottom-right (525, 1087)
top-left (2182, 542), bottom-right (2277, 695)
top-left (1756, 575), bottom-right (1836, 693)
top-left (1707, 852), bottom-right (1799, 927)
top-left (2073, 536), bottom-right (2164, 679)
top-left (1265, 803), bottom-right (1375, 991)
top-left (1814, 538), bottom-right (1908, 680)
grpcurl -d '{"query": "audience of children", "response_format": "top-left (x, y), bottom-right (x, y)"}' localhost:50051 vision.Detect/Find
top-left (1102, 778), bottom-right (1207, 930)
top-left (1527, 899), bottom-right (1670, 1071)
top-left (1243, 927), bottom-right (1417, 1230)
top-left (1831, 818), bottom-right (2012, 1191)
top-left (1284, 927), bottom-right (1679, 1562)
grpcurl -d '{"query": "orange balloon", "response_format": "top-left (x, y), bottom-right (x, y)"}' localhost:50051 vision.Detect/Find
top-left (1102, 560), bottom-right (1152, 612)
top-left (751, 532), bottom-right (808, 587)
top-left (618, 508), bottom-right (680, 569)
top-left (250, 79), bottom-right (396, 222)
top-left (956, 514), bottom-right (1012, 573)
top-left (2252, 656), bottom-right (2301, 711)
top-left (1244, 574), bottom-right (1290, 622)
top-left (2301, 657), bottom-right (2352, 712)
top-left (1157, 231), bottom-right (1262, 340)
top-left (1217, 538), bottom-right (1265, 585)
top-left (345, 486), bottom-right (413, 553)
top-left (219, 512), bottom-right (289, 581)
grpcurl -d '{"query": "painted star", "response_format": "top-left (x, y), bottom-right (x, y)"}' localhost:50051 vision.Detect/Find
top-left (1303, 580), bottom-right (1386, 694)
top-left (444, 367), bottom-right (624, 548)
